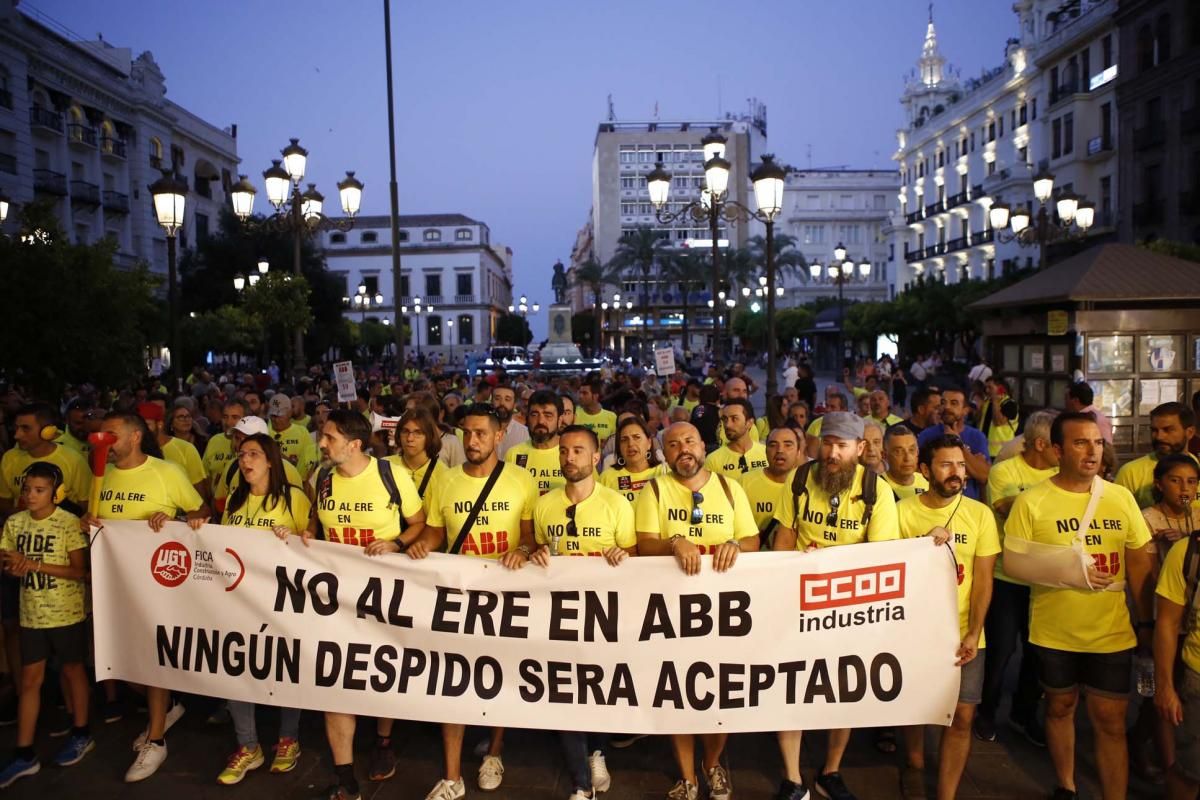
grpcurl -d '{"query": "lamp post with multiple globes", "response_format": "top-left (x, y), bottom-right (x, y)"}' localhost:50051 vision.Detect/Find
top-left (807, 243), bottom-right (872, 373)
top-left (402, 296), bottom-right (434, 362)
top-left (987, 170), bottom-right (1095, 269)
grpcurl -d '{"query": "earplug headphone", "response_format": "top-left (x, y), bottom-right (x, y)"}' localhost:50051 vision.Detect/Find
top-left (21, 462), bottom-right (66, 505)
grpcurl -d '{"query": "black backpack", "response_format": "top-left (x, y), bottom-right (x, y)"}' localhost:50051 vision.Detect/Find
top-left (313, 459), bottom-right (407, 541)
top-left (789, 461), bottom-right (879, 534)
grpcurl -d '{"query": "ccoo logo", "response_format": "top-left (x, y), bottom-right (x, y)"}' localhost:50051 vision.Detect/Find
top-left (151, 541), bottom-right (191, 588)
top-left (799, 563), bottom-right (906, 611)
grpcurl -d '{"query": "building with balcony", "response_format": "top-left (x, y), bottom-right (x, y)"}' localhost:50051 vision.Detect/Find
top-left (0, 0), bottom-right (238, 277)
top-left (319, 214), bottom-right (514, 363)
top-left (1114, 0), bottom-right (1200, 244)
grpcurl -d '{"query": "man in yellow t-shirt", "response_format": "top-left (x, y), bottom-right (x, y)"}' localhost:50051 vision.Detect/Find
top-left (505, 390), bottom-right (564, 496)
top-left (1153, 535), bottom-right (1200, 796)
top-left (1115, 401), bottom-right (1198, 508)
top-left (300, 410), bottom-right (426, 800)
top-left (575, 380), bottom-right (617, 445)
top-left (202, 399), bottom-right (246, 496)
top-left (0, 404), bottom-right (89, 513)
top-left (633, 421), bottom-right (758, 800)
top-left (717, 378), bottom-right (769, 443)
top-left (268, 394), bottom-right (319, 481)
top-left (137, 403), bottom-right (206, 498)
top-left (977, 409), bottom-right (1059, 744)
top-left (1005, 412), bottom-right (1155, 800)
top-left (704, 399), bottom-right (768, 483)
top-left (739, 427), bottom-right (803, 544)
top-left (868, 390), bottom-right (905, 428)
top-left (898, 433), bottom-right (1000, 800)
top-left (407, 404), bottom-right (537, 800)
top-left (882, 423), bottom-right (928, 500)
top-left (770, 412), bottom-right (897, 800)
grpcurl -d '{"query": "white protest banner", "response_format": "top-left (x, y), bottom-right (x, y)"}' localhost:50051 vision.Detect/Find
top-left (92, 522), bottom-right (961, 733)
top-left (333, 360), bottom-right (356, 403)
top-left (654, 347), bottom-right (676, 377)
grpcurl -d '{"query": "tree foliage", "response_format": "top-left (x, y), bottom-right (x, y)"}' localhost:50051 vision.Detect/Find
top-left (1142, 239), bottom-right (1200, 263)
top-left (495, 312), bottom-right (532, 346)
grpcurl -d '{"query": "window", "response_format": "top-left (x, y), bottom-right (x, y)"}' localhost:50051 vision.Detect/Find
top-left (194, 213), bottom-right (209, 242)
top-left (398, 231), bottom-right (409, 242)
top-left (361, 231), bottom-right (378, 244)
top-left (400, 275), bottom-right (410, 298)
top-left (457, 314), bottom-right (474, 345)
top-left (1063, 113), bottom-right (1074, 155)
top-left (1100, 176), bottom-right (1112, 222)
top-left (456, 273), bottom-right (472, 297)
top-left (619, 146), bottom-right (636, 164)
top-left (987, 159), bottom-right (997, 176)
top-left (1052, 118), bottom-right (1063, 158)
top-left (1081, 48), bottom-right (1090, 85)
top-left (998, 116), bottom-right (1004, 137)
top-left (1102, 34), bottom-right (1113, 68)
top-left (1137, 25), bottom-right (1155, 71)
top-left (425, 273), bottom-right (441, 298)
top-left (330, 232), bottom-right (346, 244)
top-left (423, 229), bottom-right (441, 242)
top-left (455, 228), bottom-right (472, 241)
top-left (987, 121), bottom-right (996, 142)
top-left (427, 315), bottom-right (443, 346)
top-left (1101, 102), bottom-right (1113, 149)
top-left (1031, 98), bottom-right (1037, 120)
top-left (1019, 103), bottom-right (1027, 126)
top-left (1157, 15), bottom-right (1172, 63)
top-left (873, 194), bottom-right (885, 210)
top-left (149, 137), bottom-right (163, 168)
top-left (362, 275), bottom-right (379, 296)
top-left (620, 177), bottom-right (638, 189)
top-left (802, 225), bottom-right (825, 245)
top-left (1018, 145), bottom-right (1028, 165)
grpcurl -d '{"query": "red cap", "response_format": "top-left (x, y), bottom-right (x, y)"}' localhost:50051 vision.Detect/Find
top-left (136, 402), bottom-right (164, 422)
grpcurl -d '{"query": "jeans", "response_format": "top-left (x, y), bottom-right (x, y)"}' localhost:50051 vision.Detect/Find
top-left (228, 700), bottom-right (301, 748)
top-left (980, 579), bottom-right (1041, 723)
top-left (558, 731), bottom-right (609, 791)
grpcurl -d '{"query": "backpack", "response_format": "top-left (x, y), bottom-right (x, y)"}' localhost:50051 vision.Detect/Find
top-left (314, 459), bottom-right (407, 541)
top-left (790, 461), bottom-right (879, 535)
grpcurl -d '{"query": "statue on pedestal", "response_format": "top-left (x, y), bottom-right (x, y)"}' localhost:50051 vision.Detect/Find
top-left (551, 260), bottom-right (567, 305)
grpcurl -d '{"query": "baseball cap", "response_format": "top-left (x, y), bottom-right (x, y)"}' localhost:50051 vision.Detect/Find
top-left (821, 411), bottom-right (865, 441)
top-left (268, 394), bottom-right (291, 418)
top-left (136, 402), bottom-right (164, 422)
top-left (233, 416), bottom-right (269, 436)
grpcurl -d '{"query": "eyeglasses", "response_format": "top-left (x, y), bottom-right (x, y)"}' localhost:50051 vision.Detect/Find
top-left (827, 493), bottom-right (841, 530)
top-left (566, 503), bottom-right (578, 538)
top-left (690, 491), bottom-right (704, 525)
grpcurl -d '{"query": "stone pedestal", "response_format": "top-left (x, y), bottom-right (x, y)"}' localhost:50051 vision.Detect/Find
top-left (547, 304), bottom-right (572, 343)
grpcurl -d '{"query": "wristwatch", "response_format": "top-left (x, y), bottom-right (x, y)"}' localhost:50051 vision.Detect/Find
top-left (395, 539), bottom-right (409, 553)
top-left (516, 544), bottom-right (532, 557)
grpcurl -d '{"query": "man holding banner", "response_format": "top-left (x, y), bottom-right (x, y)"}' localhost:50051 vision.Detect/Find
top-left (634, 421), bottom-right (759, 800)
top-left (407, 403), bottom-right (538, 800)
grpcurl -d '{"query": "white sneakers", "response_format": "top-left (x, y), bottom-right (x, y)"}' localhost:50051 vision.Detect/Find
top-left (425, 777), bottom-right (466, 800)
top-left (132, 700), bottom-right (185, 751)
top-left (125, 741), bottom-right (167, 783)
top-left (478, 754), bottom-right (505, 791)
top-left (589, 751), bottom-right (611, 793)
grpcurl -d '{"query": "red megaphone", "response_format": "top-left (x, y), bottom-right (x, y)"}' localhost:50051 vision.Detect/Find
top-left (87, 432), bottom-right (118, 514)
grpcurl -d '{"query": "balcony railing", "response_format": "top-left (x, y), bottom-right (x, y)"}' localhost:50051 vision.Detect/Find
top-left (100, 137), bottom-right (127, 159)
top-left (69, 180), bottom-right (100, 205)
top-left (972, 184), bottom-right (984, 198)
top-left (453, 294), bottom-right (475, 303)
top-left (102, 190), bottom-right (130, 214)
top-left (32, 168), bottom-right (67, 195)
top-left (1133, 126), bottom-right (1165, 151)
top-left (29, 105), bottom-right (63, 133)
top-left (1086, 136), bottom-right (1114, 157)
top-left (946, 190), bottom-right (968, 208)
top-left (924, 200), bottom-right (945, 216)
top-left (0, 89), bottom-right (11, 110)
top-left (905, 209), bottom-right (924, 224)
top-left (0, 152), bottom-right (15, 175)
top-left (67, 124), bottom-right (97, 147)
top-left (1049, 78), bottom-right (1081, 106)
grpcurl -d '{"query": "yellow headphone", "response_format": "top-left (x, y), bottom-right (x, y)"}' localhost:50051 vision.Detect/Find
top-left (22, 463), bottom-right (67, 505)
top-left (39, 425), bottom-right (61, 442)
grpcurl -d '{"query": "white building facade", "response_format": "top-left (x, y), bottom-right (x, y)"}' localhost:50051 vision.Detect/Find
top-left (320, 213), bottom-right (514, 363)
top-left (0, 1), bottom-right (238, 276)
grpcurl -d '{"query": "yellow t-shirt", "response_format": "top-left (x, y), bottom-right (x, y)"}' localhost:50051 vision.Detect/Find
top-left (717, 417), bottom-right (770, 445)
top-left (162, 437), bottom-right (206, 486)
top-left (739, 468), bottom-right (794, 533)
top-left (805, 418), bottom-right (823, 439)
top-left (314, 457), bottom-right (422, 546)
top-left (96, 457), bottom-right (204, 520)
top-left (1156, 537), bottom-right (1200, 673)
top-left (222, 485), bottom-right (311, 533)
top-left (986, 455), bottom-right (1058, 584)
top-left (1116, 452), bottom-right (1200, 510)
top-left (504, 442), bottom-right (565, 496)
top-left (633, 471), bottom-right (758, 551)
top-left (0, 444), bottom-right (90, 508)
top-left (202, 433), bottom-right (236, 494)
top-left (425, 463), bottom-right (537, 559)
top-left (575, 407), bottom-right (618, 443)
top-left (271, 422), bottom-right (319, 480)
top-left (598, 464), bottom-right (667, 503)
top-left (704, 442), bottom-right (769, 484)
top-left (898, 494), bottom-right (1000, 644)
top-left (883, 471), bottom-right (929, 501)
top-left (772, 464), bottom-right (900, 549)
top-left (1005, 480), bottom-right (1152, 653)
top-left (0, 507), bottom-right (88, 629)
top-left (872, 413), bottom-right (905, 427)
top-left (215, 458), bottom-right (304, 513)
top-left (383, 455), bottom-right (445, 500)
top-left (55, 430), bottom-right (89, 456)
top-left (673, 397), bottom-right (699, 413)
top-left (533, 483), bottom-right (636, 556)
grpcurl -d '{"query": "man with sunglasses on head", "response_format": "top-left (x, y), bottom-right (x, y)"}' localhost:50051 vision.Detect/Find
top-left (634, 421), bottom-right (759, 800)
top-left (704, 399), bottom-right (769, 484)
top-left (770, 411), bottom-right (899, 800)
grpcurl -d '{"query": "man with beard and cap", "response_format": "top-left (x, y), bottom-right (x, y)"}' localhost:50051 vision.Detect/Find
top-left (633, 421), bottom-right (759, 800)
top-left (898, 434), bottom-right (1000, 800)
top-left (505, 390), bottom-right (565, 496)
top-left (704, 399), bottom-right (769, 483)
top-left (917, 388), bottom-right (990, 500)
top-left (491, 383), bottom-right (529, 460)
top-left (739, 426), bottom-right (805, 547)
top-left (770, 411), bottom-right (899, 800)
top-left (1115, 401), bottom-right (1198, 509)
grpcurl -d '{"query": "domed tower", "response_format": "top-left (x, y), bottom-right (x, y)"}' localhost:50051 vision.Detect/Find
top-left (900, 5), bottom-right (961, 129)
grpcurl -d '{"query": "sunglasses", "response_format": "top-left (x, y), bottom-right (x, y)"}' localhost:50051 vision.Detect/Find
top-left (737, 454), bottom-right (748, 473)
top-left (827, 493), bottom-right (841, 530)
top-left (566, 503), bottom-right (578, 538)
top-left (690, 491), bottom-right (704, 525)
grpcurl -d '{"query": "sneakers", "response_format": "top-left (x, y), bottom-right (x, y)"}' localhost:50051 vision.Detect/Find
top-left (0, 755), bottom-right (40, 788)
top-left (125, 741), bottom-right (168, 783)
top-left (569, 791), bottom-right (596, 800)
top-left (132, 699), bottom-right (185, 750)
top-left (368, 742), bottom-right (397, 781)
top-left (775, 779), bottom-right (809, 800)
top-left (707, 764), bottom-right (732, 800)
top-left (972, 715), bottom-right (997, 742)
top-left (814, 771), bottom-right (857, 800)
top-left (102, 700), bottom-right (124, 724)
top-left (53, 734), bottom-right (95, 767)
top-left (589, 750), bottom-right (611, 793)
top-left (425, 777), bottom-right (466, 800)
top-left (478, 754), bottom-right (504, 791)
top-left (317, 784), bottom-right (362, 800)
top-left (666, 779), bottom-right (698, 800)
top-left (271, 737), bottom-right (301, 773)
top-left (48, 707), bottom-right (73, 738)
top-left (1008, 715), bottom-right (1046, 748)
top-left (611, 733), bottom-right (648, 748)
top-left (217, 744), bottom-right (264, 785)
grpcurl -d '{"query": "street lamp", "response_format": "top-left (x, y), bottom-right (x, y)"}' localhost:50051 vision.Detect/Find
top-left (809, 243), bottom-right (872, 373)
top-left (229, 138), bottom-right (364, 372)
top-left (446, 318), bottom-right (455, 365)
top-left (353, 291), bottom-right (385, 322)
top-left (148, 170), bottom-right (187, 391)
top-left (0, 191), bottom-right (9, 224)
top-left (988, 170), bottom-right (1095, 269)
top-left (401, 296), bottom-right (434, 362)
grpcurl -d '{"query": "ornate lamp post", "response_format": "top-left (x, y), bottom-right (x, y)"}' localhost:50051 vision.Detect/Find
top-left (446, 319), bottom-right (455, 365)
top-left (148, 170), bottom-right (187, 390)
top-left (401, 296), bottom-right (434, 361)
top-left (809, 243), bottom-right (872, 373)
top-left (988, 170), bottom-right (1095, 269)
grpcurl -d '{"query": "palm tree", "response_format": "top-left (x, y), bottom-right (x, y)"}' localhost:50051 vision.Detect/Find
top-left (611, 226), bottom-right (671, 362)
top-left (747, 232), bottom-right (807, 284)
top-left (569, 256), bottom-right (624, 356)
top-left (662, 250), bottom-right (708, 362)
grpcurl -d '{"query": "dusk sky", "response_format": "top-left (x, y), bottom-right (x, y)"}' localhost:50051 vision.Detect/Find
top-left (33, 0), bottom-right (1017, 336)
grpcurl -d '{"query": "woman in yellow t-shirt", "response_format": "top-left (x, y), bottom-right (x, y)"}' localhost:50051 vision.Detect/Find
top-left (384, 409), bottom-right (445, 501)
top-left (599, 417), bottom-right (666, 503)
top-left (217, 433), bottom-right (307, 784)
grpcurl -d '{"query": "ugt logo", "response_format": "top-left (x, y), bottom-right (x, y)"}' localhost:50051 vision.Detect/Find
top-left (799, 563), bottom-right (906, 610)
top-left (150, 541), bottom-right (191, 588)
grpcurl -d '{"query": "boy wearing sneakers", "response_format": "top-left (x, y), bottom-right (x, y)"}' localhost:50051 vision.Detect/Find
top-left (0, 463), bottom-right (92, 787)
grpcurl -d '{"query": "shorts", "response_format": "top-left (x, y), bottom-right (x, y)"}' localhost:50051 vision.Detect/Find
top-left (0, 576), bottom-right (18, 624)
top-left (19, 621), bottom-right (88, 666)
top-left (1176, 668), bottom-right (1200, 783)
top-left (959, 649), bottom-right (985, 705)
top-left (1034, 645), bottom-right (1132, 698)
